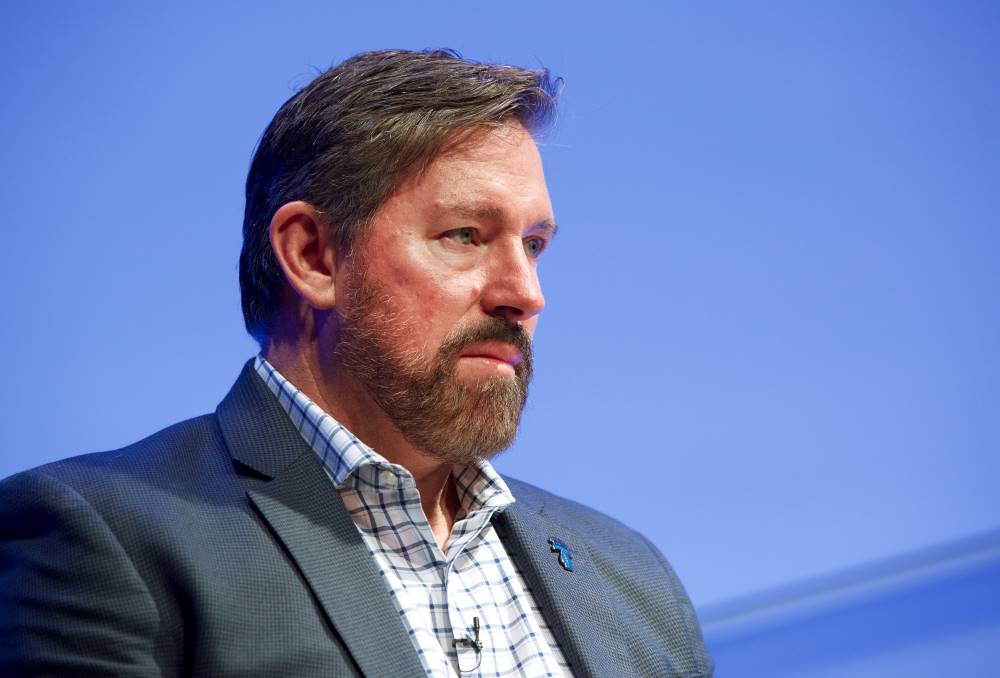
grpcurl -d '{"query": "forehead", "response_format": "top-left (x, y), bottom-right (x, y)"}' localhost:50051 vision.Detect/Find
top-left (390, 122), bottom-right (553, 223)
top-left (434, 121), bottom-right (540, 165)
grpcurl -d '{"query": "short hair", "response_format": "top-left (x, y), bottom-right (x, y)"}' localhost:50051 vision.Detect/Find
top-left (239, 48), bottom-right (561, 347)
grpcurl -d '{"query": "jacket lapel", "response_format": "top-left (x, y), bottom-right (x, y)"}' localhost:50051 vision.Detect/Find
top-left (216, 361), bottom-right (425, 677)
top-left (493, 500), bottom-right (636, 678)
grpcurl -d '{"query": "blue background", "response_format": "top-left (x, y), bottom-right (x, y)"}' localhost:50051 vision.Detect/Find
top-left (2, 2), bottom-right (998, 675)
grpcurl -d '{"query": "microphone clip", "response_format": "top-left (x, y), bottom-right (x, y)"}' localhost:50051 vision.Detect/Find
top-left (453, 616), bottom-right (483, 672)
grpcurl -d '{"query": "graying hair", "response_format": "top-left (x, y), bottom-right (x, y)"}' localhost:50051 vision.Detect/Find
top-left (239, 48), bottom-right (561, 347)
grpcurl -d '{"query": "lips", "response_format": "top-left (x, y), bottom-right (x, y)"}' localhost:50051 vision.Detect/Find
top-left (459, 341), bottom-right (523, 367)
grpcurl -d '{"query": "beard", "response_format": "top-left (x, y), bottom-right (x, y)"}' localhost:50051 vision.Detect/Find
top-left (333, 277), bottom-right (533, 466)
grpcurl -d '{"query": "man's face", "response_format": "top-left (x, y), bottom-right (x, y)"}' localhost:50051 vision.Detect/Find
top-left (334, 122), bottom-right (555, 465)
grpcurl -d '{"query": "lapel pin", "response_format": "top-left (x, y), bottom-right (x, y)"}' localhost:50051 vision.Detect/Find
top-left (547, 536), bottom-right (575, 572)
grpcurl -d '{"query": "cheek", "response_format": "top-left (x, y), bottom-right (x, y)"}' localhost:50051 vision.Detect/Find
top-left (389, 263), bottom-right (484, 315)
top-left (362, 239), bottom-right (486, 343)
top-left (381, 276), bottom-right (480, 349)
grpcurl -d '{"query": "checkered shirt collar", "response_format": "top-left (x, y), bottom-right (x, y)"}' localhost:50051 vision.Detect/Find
top-left (253, 356), bottom-right (515, 512)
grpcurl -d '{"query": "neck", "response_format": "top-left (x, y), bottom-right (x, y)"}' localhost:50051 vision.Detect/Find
top-left (264, 340), bottom-right (461, 551)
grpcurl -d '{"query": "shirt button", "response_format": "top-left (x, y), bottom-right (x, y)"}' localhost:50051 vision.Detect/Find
top-left (379, 470), bottom-right (398, 488)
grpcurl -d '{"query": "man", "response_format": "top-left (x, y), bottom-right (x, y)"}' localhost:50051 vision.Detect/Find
top-left (0, 50), bottom-right (712, 677)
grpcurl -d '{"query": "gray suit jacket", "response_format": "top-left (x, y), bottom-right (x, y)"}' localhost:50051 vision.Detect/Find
top-left (0, 362), bottom-right (713, 677)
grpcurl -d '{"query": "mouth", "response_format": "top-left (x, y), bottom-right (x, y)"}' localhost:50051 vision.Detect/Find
top-left (458, 341), bottom-right (523, 375)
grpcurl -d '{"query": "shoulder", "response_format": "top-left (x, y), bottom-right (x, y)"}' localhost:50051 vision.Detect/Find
top-left (502, 475), bottom-right (715, 677)
top-left (5, 414), bottom-right (226, 492)
top-left (501, 474), bottom-right (682, 580)
top-left (0, 411), bottom-right (244, 608)
top-left (502, 474), bottom-right (691, 607)
top-left (503, 475), bottom-right (654, 547)
top-left (0, 413), bottom-right (237, 535)
top-left (0, 418), bottom-right (230, 675)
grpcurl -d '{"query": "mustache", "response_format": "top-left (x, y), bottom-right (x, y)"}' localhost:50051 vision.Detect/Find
top-left (439, 318), bottom-right (533, 368)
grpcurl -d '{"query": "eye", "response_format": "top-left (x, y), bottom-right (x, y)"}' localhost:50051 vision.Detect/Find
top-left (523, 236), bottom-right (547, 259)
top-left (445, 227), bottom-right (477, 246)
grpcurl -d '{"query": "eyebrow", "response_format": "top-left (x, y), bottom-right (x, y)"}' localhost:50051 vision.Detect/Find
top-left (531, 219), bottom-right (559, 239)
top-left (447, 204), bottom-right (559, 238)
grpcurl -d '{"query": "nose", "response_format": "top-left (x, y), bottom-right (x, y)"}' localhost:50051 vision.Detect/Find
top-left (481, 240), bottom-right (545, 324)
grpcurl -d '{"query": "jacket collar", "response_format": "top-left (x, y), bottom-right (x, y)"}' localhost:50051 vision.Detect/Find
top-left (215, 360), bottom-right (427, 677)
top-left (216, 359), bottom-right (308, 479)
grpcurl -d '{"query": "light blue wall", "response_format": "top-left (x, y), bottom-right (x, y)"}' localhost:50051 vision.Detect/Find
top-left (2, 3), bottom-right (998, 674)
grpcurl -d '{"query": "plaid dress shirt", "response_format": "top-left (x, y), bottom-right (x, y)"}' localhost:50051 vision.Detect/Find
top-left (254, 357), bottom-right (570, 677)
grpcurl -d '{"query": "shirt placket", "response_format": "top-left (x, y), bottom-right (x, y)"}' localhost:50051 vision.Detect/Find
top-left (377, 468), bottom-right (461, 677)
top-left (444, 509), bottom-right (496, 675)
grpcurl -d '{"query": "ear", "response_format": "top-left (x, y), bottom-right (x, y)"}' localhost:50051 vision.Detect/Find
top-left (269, 201), bottom-right (339, 310)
